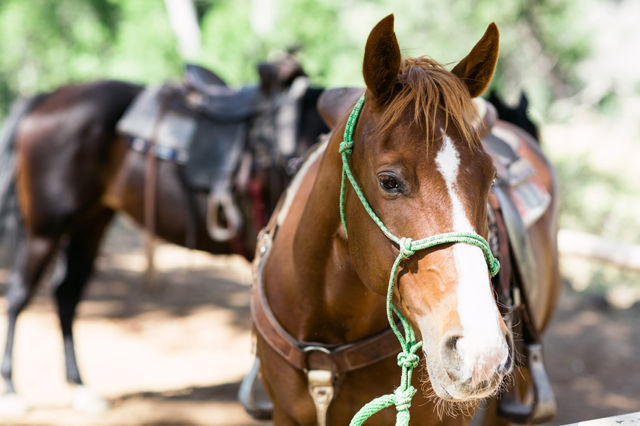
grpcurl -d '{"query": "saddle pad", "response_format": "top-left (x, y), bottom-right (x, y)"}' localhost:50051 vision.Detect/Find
top-left (117, 85), bottom-right (196, 158)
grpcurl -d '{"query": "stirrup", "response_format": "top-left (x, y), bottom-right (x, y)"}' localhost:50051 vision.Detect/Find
top-left (238, 357), bottom-right (273, 420)
top-left (498, 343), bottom-right (556, 424)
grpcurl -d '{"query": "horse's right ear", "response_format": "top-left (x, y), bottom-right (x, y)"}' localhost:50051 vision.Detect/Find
top-left (363, 14), bottom-right (401, 104)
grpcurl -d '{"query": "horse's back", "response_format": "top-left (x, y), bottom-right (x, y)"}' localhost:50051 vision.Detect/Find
top-left (15, 80), bottom-right (142, 234)
top-left (20, 80), bottom-right (141, 130)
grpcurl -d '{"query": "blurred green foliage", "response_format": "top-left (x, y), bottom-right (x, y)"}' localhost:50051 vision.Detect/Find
top-left (0, 0), bottom-right (594, 118)
top-left (0, 0), bottom-right (638, 294)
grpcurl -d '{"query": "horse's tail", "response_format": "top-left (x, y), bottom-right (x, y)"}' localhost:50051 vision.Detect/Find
top-left (0, 94), bottom-right (46, 242)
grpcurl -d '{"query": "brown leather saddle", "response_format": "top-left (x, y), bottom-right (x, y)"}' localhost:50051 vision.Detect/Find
top-left (117, 64), bottom-right (259, 190)
top-left (117, 62), bottom-right (313, 245)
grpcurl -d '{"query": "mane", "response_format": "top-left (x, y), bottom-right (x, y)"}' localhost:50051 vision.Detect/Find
top-left (378, 56), bottom-right (481, 149)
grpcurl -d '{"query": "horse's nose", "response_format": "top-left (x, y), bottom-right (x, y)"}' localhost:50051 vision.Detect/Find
top-left (440, 331), bottom-right (509, 387)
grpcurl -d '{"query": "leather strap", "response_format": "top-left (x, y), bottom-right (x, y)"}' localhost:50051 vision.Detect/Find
top-left (251, 251), bottom-right (400, 373)
top-left (489, 192), bottom-right (512, 301)
top-left (143, 100), bottom-right (169, 283)
top-left (489, 190), bottom-right (540, 345)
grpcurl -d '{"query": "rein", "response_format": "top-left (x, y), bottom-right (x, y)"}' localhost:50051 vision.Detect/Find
top-left (339, 94), bottom-right (500, 426)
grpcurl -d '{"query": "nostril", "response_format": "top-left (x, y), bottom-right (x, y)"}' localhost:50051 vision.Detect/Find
top-left (444, 334), bottom-right (461, 353)
top-left (441, 334), bottom-right (463, 381)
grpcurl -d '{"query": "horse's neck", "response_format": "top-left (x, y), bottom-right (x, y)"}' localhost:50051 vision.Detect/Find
top-left (265, 131), bottom-right (387, 344)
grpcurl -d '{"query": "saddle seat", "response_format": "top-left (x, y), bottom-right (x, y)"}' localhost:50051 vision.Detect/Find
top-left (180, 83), bottom-right (261, 123)
top-left (184, 63), bottom-right (228, 90)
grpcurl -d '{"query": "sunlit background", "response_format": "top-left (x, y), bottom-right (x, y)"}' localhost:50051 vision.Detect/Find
top-left (0, 0), bottom-right (638, 424)
top-left (1, 1), bottom-right (638, 297)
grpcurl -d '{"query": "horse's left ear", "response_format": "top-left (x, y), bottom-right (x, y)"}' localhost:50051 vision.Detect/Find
top-left (451, 23), bottom-right (500, 98)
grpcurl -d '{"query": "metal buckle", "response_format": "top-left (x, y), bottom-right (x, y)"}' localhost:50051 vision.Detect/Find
top-left (302, 345), bottom-right (332, 371)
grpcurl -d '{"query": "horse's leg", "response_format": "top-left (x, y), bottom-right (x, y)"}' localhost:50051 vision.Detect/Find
top-left (471, 398), bottom-right (510, 426)
top-left (0, 233), bottom-right (60, 413)
top-left (53, 207), bottom-right (114, 413)
top-left (271, 404), bottom-right (298, 426)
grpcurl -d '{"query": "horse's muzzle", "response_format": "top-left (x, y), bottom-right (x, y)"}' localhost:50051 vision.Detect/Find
top-left (435, 329), bottom-right (513, 400)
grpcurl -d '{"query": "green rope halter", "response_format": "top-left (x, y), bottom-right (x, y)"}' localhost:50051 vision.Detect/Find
top-left (340, 94), bottom-right (500, 426)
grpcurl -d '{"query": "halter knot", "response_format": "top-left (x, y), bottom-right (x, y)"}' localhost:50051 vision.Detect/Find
top-left (487, 256), bottom-right (501, 277)
top-left (398, 237), bottom-right (415, 259)
top-left (394, 385), bottom-right (417, 411)
top-left (339, 140), bottom-right (354, 155)
top-left (396, 352), bottom-right (419, 369)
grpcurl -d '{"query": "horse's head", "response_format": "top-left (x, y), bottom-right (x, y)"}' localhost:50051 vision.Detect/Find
top-left (257, 50), bottom-right (307, 95)
top-left (343, 15), bottom-right (512, 403)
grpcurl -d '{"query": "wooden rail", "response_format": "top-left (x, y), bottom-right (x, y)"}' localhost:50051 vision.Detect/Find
top-left (561, 411), bottom-right (640, 425)
top-left (558, 229), bottom-right (640, 272)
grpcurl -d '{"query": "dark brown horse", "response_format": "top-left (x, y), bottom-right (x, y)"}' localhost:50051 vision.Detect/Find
top-left (254, 15), bottom-right (559, 425)
top-left (0, 58), bottom-right (327, 411)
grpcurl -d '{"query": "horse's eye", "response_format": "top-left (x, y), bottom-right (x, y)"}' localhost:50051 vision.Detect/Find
top-left (378, 173), bottom-right (403, 193)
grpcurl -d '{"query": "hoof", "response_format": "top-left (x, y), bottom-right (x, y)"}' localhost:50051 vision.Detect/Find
top-left (0, 393), bottom-right (29, 415)
top-left (72, 386), bottom-right (109, 414)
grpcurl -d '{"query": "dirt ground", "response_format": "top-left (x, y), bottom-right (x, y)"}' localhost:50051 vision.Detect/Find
top-left (0, 217), bottom-right (638, 425)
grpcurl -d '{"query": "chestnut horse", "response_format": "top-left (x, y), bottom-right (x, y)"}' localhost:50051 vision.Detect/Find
top-left (0, 59), bottom-right (327, 410)
top-left (254, 15), bottom-right (559, 425)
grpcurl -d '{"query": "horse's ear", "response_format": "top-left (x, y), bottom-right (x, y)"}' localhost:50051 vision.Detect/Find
top-left (451, 23), bottom-right (500, 98)
top-left (363, 14), bottom-right (401, 104)
top-left (518, 91), bottom-right (529, 111)
top-left (258, 62), bottom-right (278, 95)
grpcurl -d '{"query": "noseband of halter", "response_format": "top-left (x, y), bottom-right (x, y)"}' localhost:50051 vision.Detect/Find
top-left (339, 94), bottom-right (500, 426)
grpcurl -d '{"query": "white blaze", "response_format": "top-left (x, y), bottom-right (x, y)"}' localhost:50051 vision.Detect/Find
top-left (434, 133), bottom-right (507, 380)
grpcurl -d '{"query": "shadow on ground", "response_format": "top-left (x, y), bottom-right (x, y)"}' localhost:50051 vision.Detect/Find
top-left (0, 218), bottom-right (638, 424)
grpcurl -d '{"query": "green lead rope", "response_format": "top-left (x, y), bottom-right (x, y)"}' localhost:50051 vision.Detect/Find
top-left (340, 94), bottom-right (500, 426)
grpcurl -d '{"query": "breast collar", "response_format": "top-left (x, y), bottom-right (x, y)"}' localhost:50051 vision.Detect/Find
top-left (251, 220), bottom-right (401, 375)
